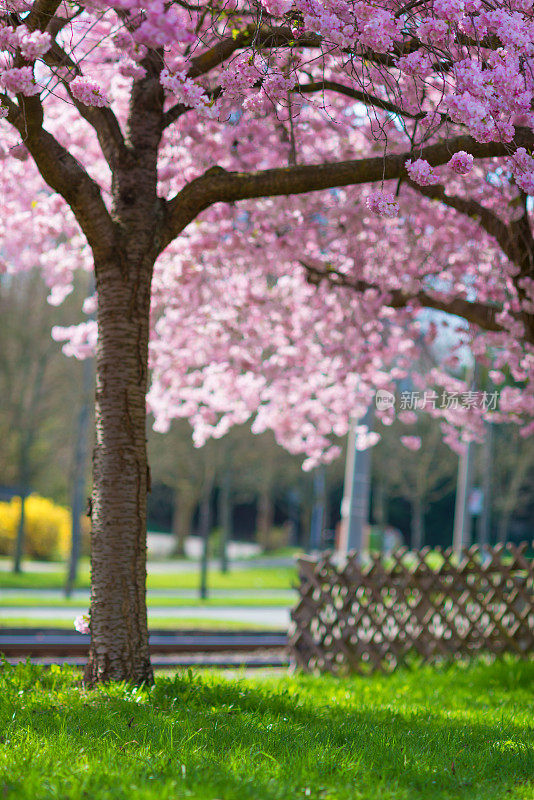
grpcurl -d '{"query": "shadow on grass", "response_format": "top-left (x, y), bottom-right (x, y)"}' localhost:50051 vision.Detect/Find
top-left (2, 660), bottom-right (534, 800)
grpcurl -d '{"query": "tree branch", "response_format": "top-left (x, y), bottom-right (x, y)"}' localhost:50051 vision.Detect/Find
top-left (185, 25), bottom-right (325, 81)
top-left (404, 179), bottom-right (513, 259)
top-left (299, 260), bottom-right (508, 336)
top-left (66, 92), bottom-right (127, 170)
top-left (4, 93), bottom-right (115, 260)
top-left (24, 0), bottom-right (62, 32)
top-left (161, 127), bottom-right (534, 248)
top-left (298, 80), bottom-right (423, 119)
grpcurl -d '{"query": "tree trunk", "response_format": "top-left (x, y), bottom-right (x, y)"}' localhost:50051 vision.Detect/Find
top-left (13, 348), bottom-right (48, 573)
top-left (373, 477), bottom-right (387, 530)
top-left (257, 488), bottom-right (274, 551)
top-left (218, 469), bottom-right (232, 573)
top-left (411, 498), bottom-right (425, 551)
top-left (84, 253), bottom-right (154, 686)
top-left (477, 423), bottom-right (493, 548)
top-left (497, 512), bottom-right (511, 545)
top-left (199, 467), bottom-right (215, 600)
top-left (66, 353), bottom-right (93, 597)
top-left (171, 490), bottom-right (196, 558)
top-left (13, 491), bottom-right (27, 574)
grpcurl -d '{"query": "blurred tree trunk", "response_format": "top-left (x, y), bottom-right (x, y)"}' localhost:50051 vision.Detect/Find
top-left (373, 477), bottom-right (387, 529)
top-left (218, 468), bottom-right (232, 573)
top-left (257, 489), bottom-right (275, 551)
top-left (13, 491), bottom-right (27, 574)
top-left (66, 354), bottom-right (93, 597)
top-left (411, 497), bottom-right (425, 551)
top-left (13, 353), bottom-right (48, 573)
top-left (172, 489), bottom-right (196, 557)
top-left (199, 465), bottom-right (215, 600)
top-left (497, 512), bottom-right (511, 545)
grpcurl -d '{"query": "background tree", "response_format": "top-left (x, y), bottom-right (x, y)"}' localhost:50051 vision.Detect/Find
top-left (373, 414), bottom-right (457, 549)
top-left (490, 425), bottom-right (534, 544)
top-left (0, 270), bottom-right (88, 569)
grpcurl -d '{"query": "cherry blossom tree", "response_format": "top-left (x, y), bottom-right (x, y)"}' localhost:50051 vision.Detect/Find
top-left (1, 0), bottom-right (534, 683)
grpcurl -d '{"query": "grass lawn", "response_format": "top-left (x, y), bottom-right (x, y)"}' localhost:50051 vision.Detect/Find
top-left (0, 657), bottom-right (532, 799)
top-left (0, 594), bottom-right (294, 609)
top-left (0, 617), bottom-right (278, 630)
top-left (0, 565), bottom-right (298, 592)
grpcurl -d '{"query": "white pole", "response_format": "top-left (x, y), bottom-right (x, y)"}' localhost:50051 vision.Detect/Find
top-left (339, 405), bottom-right (374, 557)
top-left (453, 440), bottom-right (474, 554)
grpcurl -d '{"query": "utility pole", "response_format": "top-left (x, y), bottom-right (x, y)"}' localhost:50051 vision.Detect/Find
top-left (453, 362), bottom-right (478, 555)
top-left (452, 440), bottom-right (474, 554)
top-left (338, 405), bottom-right (374, 557)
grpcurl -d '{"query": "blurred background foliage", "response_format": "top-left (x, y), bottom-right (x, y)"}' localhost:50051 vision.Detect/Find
top-left (0, 269), bottom-right (533, 563)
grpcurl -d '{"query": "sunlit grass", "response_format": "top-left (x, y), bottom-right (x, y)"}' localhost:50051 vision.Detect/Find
top-left (0, 617), bottom-right (282, 630)
top-left (0, 657), bottom-right (532, 799)
top-left (0, 565), bottom-right (298, 591)
top-left (0, 594), bottom-right (294, 609)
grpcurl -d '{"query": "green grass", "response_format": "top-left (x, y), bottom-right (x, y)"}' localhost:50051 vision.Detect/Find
top-left (0, 594), bottom-right (294, 609)
top-left (0, 565), bottom-right (297, 591)
top-left (0, 617), bottom-right (279, 630)
top-left (0, 657), bottom-right (533, 799)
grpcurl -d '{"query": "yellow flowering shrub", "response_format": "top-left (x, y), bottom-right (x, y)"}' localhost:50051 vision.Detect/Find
top-left (0, 495), bottom-right (90, 561)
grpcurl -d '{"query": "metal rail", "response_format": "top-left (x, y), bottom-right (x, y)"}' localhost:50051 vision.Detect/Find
top-left (0, 628), bottom-right (289, 669)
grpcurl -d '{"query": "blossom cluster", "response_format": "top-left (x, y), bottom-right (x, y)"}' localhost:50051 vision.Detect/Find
top-left (448, 151), bottom-right (473, 175)
top-left (70, 77), bottom-right (110, 108)
top-left (405, 158), bottom-right (440, 186)
top-left (366, 191), bottom-right (399, 217)
top-left (160, 68), bottom-right (218, 118)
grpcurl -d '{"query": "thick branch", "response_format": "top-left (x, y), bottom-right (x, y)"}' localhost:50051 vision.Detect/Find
top-left (162, 127), bottom-right (534, 248)
top-left (5, 96), bottom-right (115, 260)
top-left (405, 179), bottom-right (513, 259)
top-left (66, 93), bottom-right (127, 169)
top-left (24, 0), bottom-right (62, 32)
top-left (186, 25), bottom-right (324, 80)
top-left (299, 260), bottom-right (507, 335)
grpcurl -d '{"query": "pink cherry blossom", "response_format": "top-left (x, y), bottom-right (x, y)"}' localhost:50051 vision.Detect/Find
top-left (366, 191), bottom-right (399, 217)
top-left (70, 77), bottom-right (110, 108)
top-left (405, 159), bottom-right (440, 186)
top-left (449, 151), bottom-right (474, 175)
top-left (401, 436), bottom-right (422, 451)
top-left (74, 614), bottom-right (90, 634)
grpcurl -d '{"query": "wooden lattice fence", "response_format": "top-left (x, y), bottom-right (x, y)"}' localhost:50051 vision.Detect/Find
top-left (289, 543), bottom-right (534, 674)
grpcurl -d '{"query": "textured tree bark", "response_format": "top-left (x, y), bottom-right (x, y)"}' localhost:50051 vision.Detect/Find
top-left (84, 251), bottom-right (154, 686)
